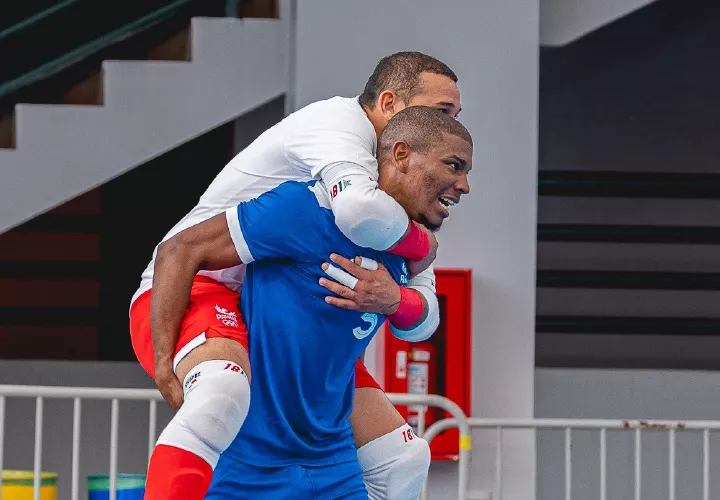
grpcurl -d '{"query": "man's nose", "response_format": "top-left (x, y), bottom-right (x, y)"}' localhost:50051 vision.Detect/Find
top-left (456, 174), bottom-right (470, 195)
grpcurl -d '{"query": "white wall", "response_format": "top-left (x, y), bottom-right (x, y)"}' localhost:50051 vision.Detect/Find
top-left (535, 368), bottom-right (720, 500)
top-left (294, 1), bottom-right (540, 498)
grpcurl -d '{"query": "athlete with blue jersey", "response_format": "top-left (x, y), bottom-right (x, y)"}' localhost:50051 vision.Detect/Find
top-left (150, 106), bottom-right (472, 498)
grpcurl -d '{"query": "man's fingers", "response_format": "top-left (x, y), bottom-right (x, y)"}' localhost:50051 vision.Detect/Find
top-left (324, 296), bottom-right (361, 311)
top-left (329, 254), bottom-right (366, 277)
top-left (356, 256), bottom-right (379, 271)
top-left (157, 373), bottom-right (184, 411)
top-left (323, 262), bottom-right (358, 289)
top-left (319, 277), bottom-right (356, 299)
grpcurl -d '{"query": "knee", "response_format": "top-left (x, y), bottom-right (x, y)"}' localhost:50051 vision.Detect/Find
top-left (386, 436), bottom-right (431, 494)
top-left (180, 360), bottom-right (250, 451)
top-left (358, 424), bottom-right (431, 500)
top-left (160, 360), bottom-right (251, 465)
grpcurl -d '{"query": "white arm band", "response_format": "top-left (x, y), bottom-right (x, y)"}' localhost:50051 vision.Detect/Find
top-left (390, 267), bottom-right (440, 342)
top-left (321, 162), bottom-right (409, 251)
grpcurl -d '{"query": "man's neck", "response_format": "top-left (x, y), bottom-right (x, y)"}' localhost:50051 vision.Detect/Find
top-left (362, 104), bottom-right (385, 141)
top-left (377, 167), bottom-right (405, 207)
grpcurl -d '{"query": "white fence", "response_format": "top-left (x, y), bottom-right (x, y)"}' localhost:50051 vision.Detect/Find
top-left (2, 384), bottom-right (720, 500)
top-left (421, 417), bottom-right (720, 500)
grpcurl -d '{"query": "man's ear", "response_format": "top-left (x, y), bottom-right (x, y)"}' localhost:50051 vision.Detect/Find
top-left (392, 141), bottom-right (411, 173)
top-left (377, 91), bottom-right (403, 119)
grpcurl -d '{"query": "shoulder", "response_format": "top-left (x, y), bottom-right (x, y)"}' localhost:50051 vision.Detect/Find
top-left (255, 180), bottom-right (322, 207)
top-left (238, 181), bottom-right (329, 243)
top-left (290, 97), bottom-right (375, 139)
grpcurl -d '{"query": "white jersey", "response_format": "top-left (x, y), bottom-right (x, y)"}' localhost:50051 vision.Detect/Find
top-left (131, 96), bottom-right (378, 305)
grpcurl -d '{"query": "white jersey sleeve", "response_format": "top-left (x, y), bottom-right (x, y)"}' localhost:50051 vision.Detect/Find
top-left (284, 97), bottom-right (410, 251)
top-left (321, 163), bottom-right (410, 251)
top-left (284, 98), bottom-right (379, 180)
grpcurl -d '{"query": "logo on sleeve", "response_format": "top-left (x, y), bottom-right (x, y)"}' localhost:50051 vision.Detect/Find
top-left (330, 179), bottom-right (352, 199)
top-left (400, 262), bottom-right (409, 285)
top-left (215, 305), bottom-right (239, 328)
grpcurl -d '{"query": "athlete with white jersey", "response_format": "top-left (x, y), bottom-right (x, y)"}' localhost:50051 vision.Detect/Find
top-left (129, 52), bottom-right (462, 499)
top-left (156, 106), bottom-right (473, 499)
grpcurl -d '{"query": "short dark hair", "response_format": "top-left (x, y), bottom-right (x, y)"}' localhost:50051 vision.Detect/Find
top-left (377, 106), bottom-right (472, 161)
top-left (358, 52), bottom-right (458, 109)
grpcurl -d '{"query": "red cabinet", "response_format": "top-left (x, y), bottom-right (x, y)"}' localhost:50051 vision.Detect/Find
top-left (383, 269), bottom-right (472, 460)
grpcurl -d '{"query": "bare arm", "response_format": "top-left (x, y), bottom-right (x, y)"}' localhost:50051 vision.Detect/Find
top-left (151, 213), bottom-right (244, 372)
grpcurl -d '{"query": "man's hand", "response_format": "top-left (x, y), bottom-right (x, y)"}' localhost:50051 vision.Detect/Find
top-left (320, 254), bottom-right (401, 315)
top-left (407, 224), bottom-right (438, 279)
top-left (154, 362), bottom-right (184, 412)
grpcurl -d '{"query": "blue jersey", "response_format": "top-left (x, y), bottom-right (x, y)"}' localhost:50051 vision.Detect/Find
top-left (222, 181), bottom-right (409, 467)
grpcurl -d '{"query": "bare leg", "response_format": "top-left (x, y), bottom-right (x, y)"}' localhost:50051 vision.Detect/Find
top-left (145, 338), bottom-right (251, 500)
top-left (176, 337), bottom-right (251, 383)
top-left (349, 387), bottom-right (406, 448)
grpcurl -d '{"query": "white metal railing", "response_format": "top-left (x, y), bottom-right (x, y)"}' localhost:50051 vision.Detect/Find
top-left (4, 384), bottom-right (719, 500)
top-left (0, 386), bottom-right (470, 500)
top-left (421, 417), bottom-right (720, 500)
top-left (0, 385), bottom-right (160, 500)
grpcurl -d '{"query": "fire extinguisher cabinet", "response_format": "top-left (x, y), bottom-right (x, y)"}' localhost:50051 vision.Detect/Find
top-left (384, 269), bottom-right (472, 461)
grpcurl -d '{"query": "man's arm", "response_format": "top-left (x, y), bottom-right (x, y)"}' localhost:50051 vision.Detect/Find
top-left (285, 112), bottom-right (434, 266)
top-left (322, 163), bottom-right (434, 266)
top-left (151, 213), bottom-right (244, 376)
top-left (389, 267), bottom-right (440, 342)
top-left (152, 186), bottom-right (322, 381)
top-left (320, 257), bottom-right (441, 342)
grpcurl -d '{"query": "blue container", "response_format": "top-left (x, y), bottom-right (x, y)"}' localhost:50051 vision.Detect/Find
top-left (87, 474), bottom-right (145, 500)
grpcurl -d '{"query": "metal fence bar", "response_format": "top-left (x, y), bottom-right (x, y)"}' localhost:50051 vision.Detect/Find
top-left (600, 428), bottom-right (607, 500)
top-left (33, 397), bottom-right (43, 500)
top-left (435, 417), bottom-right (720, 430)
top-left (0, 385), bottom-right (161, 400)
top-left (71, 398), bottom-right (82, 500)
top-left (704, 428), bottom-right (710, 500)
top-left (635, 428), bottom-right (642, 500)
top-left (669, 428), bottom-right (676, 500)
top-left (0, 395), bottom-right (5, 493)
top-left (496, 427), bottom-right (503, 500)
top-left (417, 410), bottom-right (426, 440)
top-left (565, 427), bottom-right (572, 500)
top-left (110, 398), bottom-right (120, 500)
top-left (148, 399), bottom-right (158, 462)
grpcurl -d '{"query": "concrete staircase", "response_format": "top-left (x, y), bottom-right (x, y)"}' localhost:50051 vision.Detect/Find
top-left (0, 16), bottom-right (289, 233)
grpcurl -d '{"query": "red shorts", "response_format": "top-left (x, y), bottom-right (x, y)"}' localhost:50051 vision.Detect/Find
top-left (129, 276), bottom-right (248, 379)
top-left (129, 276), bottom-right (382, 390)
top-left (354, 358), bottom-right (382, 390)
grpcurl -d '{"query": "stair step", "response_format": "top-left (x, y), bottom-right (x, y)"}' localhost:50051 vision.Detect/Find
top-left (191, 17), bottom-right (287, 76)
top-left (102, 60), bottom-right (194, 111)
top-left (14, 104), bottom-right (108, 151)
top-left (0, 15), bottom-right (289, 233)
